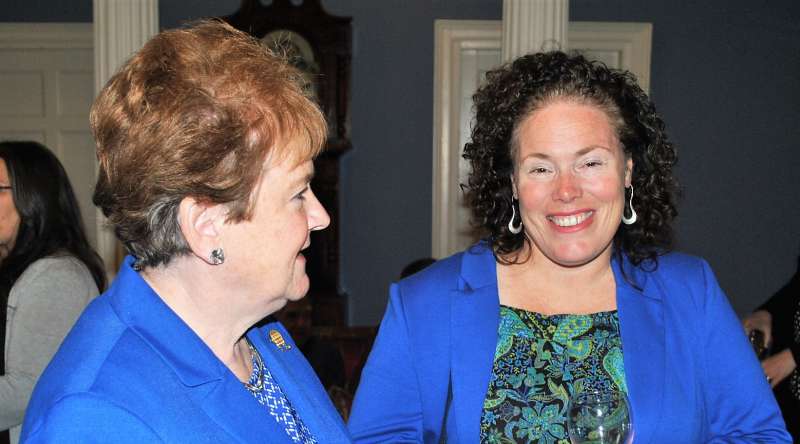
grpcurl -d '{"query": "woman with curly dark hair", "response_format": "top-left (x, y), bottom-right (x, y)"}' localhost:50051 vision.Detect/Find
top-left (349, 52), bottom-right (790, 442)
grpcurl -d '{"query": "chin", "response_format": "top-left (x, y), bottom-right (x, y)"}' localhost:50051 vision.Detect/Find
top-left (286, 277), bottom-right (310, 301)
top-left (548, 245), bottom-right (609, 268)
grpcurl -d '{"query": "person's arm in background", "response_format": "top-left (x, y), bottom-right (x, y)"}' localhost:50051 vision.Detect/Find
top-left (743, 265), bottom-right (799, 387)
top-left (0, 257), bottom-right (97, 430)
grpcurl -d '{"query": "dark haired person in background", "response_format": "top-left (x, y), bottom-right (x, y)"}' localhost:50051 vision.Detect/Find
top-left (349, 52), bottom-right (790, 442)
top-left (744, 255), bottom-right (800, 441)
top-left (0, 141), bottom-right (105, 444)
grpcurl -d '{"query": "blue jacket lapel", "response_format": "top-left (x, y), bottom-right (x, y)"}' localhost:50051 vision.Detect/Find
top-left (195, 375), bottom-right (291, 442)
top-left (450, 244), bottom-right (500, 443)
top-left (613, 257), bottom-right (665, 444)
top-left (248, 323), bottom-right (351, 444)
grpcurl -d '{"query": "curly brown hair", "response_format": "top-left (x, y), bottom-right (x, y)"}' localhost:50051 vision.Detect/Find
top-left (463, 51), bottom-right (678, 267)
top-left (91, 20), bottom-right (326, 269)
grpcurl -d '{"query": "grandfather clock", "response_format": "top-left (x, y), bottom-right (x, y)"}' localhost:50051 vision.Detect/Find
top-left (225, 0), bottom-right (352, 326)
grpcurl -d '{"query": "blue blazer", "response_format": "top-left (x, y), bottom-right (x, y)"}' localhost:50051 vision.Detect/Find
top-left (21, 257), bottom-right (351, 443)
top-left (348, 243), bottom-right (790, 443)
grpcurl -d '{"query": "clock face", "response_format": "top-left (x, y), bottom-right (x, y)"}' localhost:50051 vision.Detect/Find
top-left (262, 29), bottom-right (320, 99)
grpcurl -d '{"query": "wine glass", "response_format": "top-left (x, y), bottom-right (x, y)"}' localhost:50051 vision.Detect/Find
top-left (567, 389), bottom-right (633, 444)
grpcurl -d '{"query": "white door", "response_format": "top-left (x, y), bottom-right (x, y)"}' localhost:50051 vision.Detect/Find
top-left (0, 23), bottom-right (97, 247)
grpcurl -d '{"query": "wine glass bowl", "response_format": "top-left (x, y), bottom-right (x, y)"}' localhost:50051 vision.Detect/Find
top-left (567, 390), bottom-right (633, 444)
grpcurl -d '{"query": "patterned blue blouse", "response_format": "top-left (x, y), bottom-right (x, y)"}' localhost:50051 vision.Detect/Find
top-left (479, 306), bottom-right (627, 444)
top-left (245, 342), bottom-right (317, 443)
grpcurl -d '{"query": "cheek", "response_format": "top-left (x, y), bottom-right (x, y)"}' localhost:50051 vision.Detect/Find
top-left (517, 181), bottom-right (550, 208)
top-left (0, 202), bottom-right (18, 235)
top-left (586, 176), bottom-right (625, 202)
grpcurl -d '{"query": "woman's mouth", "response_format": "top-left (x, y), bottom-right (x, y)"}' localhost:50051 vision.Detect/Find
top-left (547, 211), bottom-right (593, 228)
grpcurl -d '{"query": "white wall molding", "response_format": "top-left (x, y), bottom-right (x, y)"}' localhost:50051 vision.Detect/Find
top-left (502, 0), bottom-right (568, 62)
top-left (93, 0), bottom-right (159, 273)
top-left (0, 23), bottom-right (92, 49)
top-left (569, 22), bottom-right (652, 92)
top-left (93, 0), bottom-right (159, 95)
top-left (432, 20), bottom-right (502, 258)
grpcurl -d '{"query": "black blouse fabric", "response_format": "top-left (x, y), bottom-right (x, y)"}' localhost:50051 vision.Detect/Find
top-left (759, 264), bottom-right (800, 440)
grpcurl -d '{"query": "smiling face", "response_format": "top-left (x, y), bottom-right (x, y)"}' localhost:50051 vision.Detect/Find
top-left (219, 138), bottom-right (330, 314)
top-left (0, 159), bottom-right (20, 262)
top-left (512, 100), bottom-right (632, 268)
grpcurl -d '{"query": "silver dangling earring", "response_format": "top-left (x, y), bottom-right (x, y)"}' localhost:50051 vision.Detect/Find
top-left (508, 200), bottom-right (523, 234)
top-left (622, 185), bottom-right (638, 225)
top-left (210, 248), bottom-right (225, 265)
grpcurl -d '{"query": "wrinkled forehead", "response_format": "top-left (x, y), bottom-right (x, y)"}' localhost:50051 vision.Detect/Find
top-left (511, 97), bottom-right (624, 161)
top-left (259, 133), bottom-right (318, 174)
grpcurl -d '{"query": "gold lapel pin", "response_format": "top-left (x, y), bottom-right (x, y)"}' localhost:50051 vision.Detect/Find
top-left (269, 329), bottom-right (292, 351)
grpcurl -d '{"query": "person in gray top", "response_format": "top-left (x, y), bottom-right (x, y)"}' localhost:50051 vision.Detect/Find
top-left (0, 141), bottom-right (105, 444)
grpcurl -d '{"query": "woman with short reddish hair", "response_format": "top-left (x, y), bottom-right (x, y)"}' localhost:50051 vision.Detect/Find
top-left (22, 21), bottom-right (349, 443)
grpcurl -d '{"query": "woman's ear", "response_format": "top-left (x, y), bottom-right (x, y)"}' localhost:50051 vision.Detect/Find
top-left (510, 175), bottom-right (519, 199)
top-left (177, 197), bottom-right (227, 265)
top-left (625, 157), bottom-right (634, 188)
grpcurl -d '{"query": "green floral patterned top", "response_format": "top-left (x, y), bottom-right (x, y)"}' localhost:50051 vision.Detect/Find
top-left (479, 305), bottom-right (627, 444)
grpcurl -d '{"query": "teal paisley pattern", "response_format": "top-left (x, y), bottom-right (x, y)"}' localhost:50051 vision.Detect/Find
top-left (479, 306), bottom-right (627, 444)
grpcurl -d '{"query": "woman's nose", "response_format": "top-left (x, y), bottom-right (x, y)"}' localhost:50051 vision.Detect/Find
top-left (553, 173), bottom-right (581, 202)
top-left (308, 191), bottom-right (330, 231)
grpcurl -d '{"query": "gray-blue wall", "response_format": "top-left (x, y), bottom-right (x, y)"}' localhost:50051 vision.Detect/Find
top-left (571, 0), bottom-right (800, 323)
top-left (4, 1), bottom-right (798, 326)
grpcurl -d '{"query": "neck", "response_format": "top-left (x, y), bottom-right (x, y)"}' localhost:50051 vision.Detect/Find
top-left (140, 257), bottom-right (255, 381)
top-left (498, 241), bottom-right (617, 314)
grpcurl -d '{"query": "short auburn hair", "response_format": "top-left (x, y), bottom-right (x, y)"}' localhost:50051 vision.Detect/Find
top-left (91, 20), bottom-right (326, 269)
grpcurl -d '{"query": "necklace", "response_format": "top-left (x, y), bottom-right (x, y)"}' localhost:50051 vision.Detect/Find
top-left (243, 340), bottom-right (265, 393)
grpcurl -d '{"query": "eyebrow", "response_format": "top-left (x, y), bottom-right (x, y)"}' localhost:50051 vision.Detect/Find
top-left (292, 170), bottom-right (315, 189)
top-left (521, 145), bottom-right (612, 161)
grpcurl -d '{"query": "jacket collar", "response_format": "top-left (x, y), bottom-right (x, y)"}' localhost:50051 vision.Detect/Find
top-left (458, 241), bottom-right (499, 291)
top-left (107, 256), bottom-right (227, 387)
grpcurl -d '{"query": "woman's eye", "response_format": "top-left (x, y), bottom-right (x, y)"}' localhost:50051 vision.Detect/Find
top-left (582, 159), bottom-right (604, 169)
top-left (294, 188), bottom-right (308, 201)
top-left (529, 166), bottom-right (550, 175)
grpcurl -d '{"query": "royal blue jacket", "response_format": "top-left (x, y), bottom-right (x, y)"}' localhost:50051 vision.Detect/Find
top-left (21, 257), bottom-right (351, 443)
top-left (349, 242), bottom-right (790, 443)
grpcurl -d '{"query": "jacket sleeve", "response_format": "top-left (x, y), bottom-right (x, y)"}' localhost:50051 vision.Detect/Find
top-left (348, 282), bottom-right (426, 443)
top-left (0, 258), bottom-right (98, 431)
top-left (21, 393), bottom-right (162, 443)
top-left (699, 260), bottom-right (792, 442)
